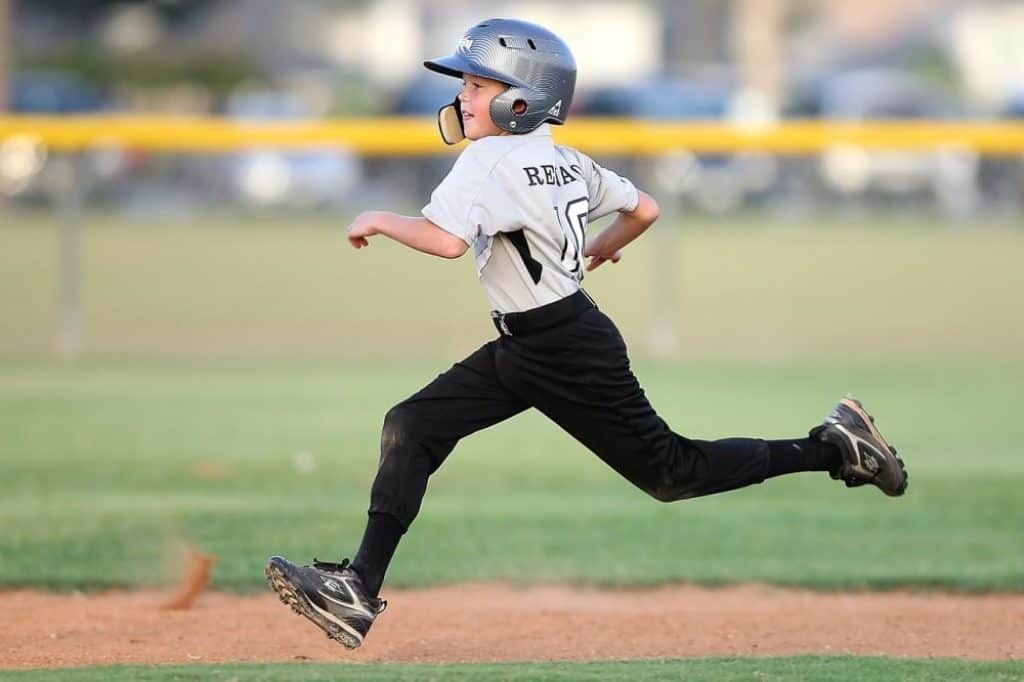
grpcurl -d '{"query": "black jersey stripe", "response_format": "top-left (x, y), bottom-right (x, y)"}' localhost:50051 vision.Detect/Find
top-left (503, 230), bottom-right (543, 285)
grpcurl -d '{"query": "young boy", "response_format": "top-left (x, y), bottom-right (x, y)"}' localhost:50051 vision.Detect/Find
top-left (265, 18), bottom-right (908, 649)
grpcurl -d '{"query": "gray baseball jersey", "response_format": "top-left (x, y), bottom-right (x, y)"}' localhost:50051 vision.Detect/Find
top-left (422, 123), bottom-right (639, 313)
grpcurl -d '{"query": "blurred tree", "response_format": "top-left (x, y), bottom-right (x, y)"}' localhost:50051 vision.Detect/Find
top-left (13, 0), bottom-right (257, 111)
top-left (20, 0), bottom-right (207, 25)
top-left (21, 47), bottom-right (255, 111)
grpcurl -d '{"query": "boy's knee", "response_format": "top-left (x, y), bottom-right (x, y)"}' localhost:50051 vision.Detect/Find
top-left (381, 404), bottom-right (414, 451)
top-left (380, 403), bottom-right (459, 476)
top-left (646, 486), bottom-right (680, 503)
top-left (643, 477), bottom-right (699, 503)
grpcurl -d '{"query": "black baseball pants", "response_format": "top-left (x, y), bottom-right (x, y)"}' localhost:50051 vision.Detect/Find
top-left (367, 292), bottom-right (772, 531)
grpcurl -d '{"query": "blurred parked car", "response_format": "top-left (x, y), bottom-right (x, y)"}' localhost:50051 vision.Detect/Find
top-left (977, 91), bottom-right (1024, 214)
top-left (381, 74), bottom-right (463, 201)
top-left (13, 70), bottom-right (108, 113)
top-left (223, 90), bottom-right (361, 209)
top-left (574, 78), bottom-right (779, 213)
top-left (787, 69), bottom-right (977, 216)
top-left (1, 70), bottom-right (127, 200)
top-left (389, 73), bottom-right (461, 117)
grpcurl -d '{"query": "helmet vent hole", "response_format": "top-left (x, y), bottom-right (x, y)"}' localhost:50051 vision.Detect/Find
top-left (512, 99), bottom-right (528, 115)
top-left (527, 39), bottom-right (536, 50)
top-left (499, 36), bottom-right (531, 50)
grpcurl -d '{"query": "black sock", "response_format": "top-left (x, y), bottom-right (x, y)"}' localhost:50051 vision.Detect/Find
top-left (351, 512), bottom-right (405, 597)
top-left (765, 438), bottom-right (841, 478)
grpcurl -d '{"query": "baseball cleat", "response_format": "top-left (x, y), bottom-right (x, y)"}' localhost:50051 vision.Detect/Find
top-left (810, 394), bottom-right (908, 497)
top-left (265, 555), bottom-right (386, 649)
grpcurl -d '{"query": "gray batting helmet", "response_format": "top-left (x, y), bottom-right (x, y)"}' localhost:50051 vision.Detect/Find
top-left (424, 18), bottom-right (576, 144)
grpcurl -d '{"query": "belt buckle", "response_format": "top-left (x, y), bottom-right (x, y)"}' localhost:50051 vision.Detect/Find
top-left (491, 311), bottom-right (512, 336)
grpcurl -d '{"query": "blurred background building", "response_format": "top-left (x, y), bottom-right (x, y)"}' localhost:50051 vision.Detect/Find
top-left (2, 0), bottom-right (1024, 215)
top-left (2, 0), bottom-right (1023, 360)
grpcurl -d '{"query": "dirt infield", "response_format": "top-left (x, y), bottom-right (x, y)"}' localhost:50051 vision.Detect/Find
top-left (3, 584), bottom-right (1022, 669)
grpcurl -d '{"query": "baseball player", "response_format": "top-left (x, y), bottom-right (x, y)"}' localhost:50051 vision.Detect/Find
top-left (265, 19), bottom-right (908, 649)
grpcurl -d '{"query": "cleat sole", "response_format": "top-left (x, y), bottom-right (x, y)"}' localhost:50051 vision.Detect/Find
top-left (836, 396), bottom-right (908, 497)
top-left (265, 561), bottom-right (362, 649)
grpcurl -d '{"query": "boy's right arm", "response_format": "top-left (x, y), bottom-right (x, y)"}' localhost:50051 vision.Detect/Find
top-left (347, 211), bottom-right (469, 259)
top-left (583, 190), bottom-right (660, 271)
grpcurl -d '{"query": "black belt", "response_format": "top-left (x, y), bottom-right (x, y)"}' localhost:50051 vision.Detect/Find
top-left (491, 290), bottom-right (596, 337)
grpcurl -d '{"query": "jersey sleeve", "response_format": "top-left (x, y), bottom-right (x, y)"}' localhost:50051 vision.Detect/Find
top-left (581, 155), bottom-right (640, 221)
top-left (421, 149), bottom-right (487, 246)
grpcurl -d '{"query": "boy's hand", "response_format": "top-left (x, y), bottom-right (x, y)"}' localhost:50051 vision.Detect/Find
top-left (347, 212), bottom-right (379, 249)
top-left (586, 250), bottom-right (622, 271)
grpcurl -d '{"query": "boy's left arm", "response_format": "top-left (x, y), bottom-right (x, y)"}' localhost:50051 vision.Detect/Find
top-left (348, 211), bottom-right (468, 259)
top-left (583, 190), bottom-right (660, 271)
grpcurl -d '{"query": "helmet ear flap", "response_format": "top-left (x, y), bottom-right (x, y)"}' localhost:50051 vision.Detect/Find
top-left (490, 86), bottom-right (534, 133)
top-left (490, 86), bottom-right (567, 133)
top-left (437, 97), bottom-right (465, 145)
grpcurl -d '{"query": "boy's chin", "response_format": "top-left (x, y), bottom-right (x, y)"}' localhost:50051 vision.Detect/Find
top-left (465, 125), bottom-right (502, 141)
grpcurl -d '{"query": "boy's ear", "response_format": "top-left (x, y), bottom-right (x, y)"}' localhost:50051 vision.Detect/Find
top-left (438, 97), bottom-right (466, 145)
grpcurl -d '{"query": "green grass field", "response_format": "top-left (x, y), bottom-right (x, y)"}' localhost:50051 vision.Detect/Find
top-left (2, 657), bottom-right (1022, 681)
top-left (2, 354), bottom-right (1023, 592)
top-left (2, 211), bottom-right (1022, 677)
top-left (3, 209), bottom-right (1023, 358)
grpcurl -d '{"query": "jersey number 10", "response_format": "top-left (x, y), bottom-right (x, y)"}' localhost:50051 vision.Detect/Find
top-left (557, 197), bottom-right (589, 281)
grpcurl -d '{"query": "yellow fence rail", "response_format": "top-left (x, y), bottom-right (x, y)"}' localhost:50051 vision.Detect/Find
top-left (2, 115), bottom-right (1024, 155)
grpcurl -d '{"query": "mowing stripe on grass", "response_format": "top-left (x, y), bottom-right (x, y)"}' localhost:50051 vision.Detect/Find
top-left (1, 658), bottom-right (1022, 681)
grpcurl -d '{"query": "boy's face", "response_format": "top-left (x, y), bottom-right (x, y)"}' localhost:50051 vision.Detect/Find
top-left (459, 74), bottom-right (510, 140)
